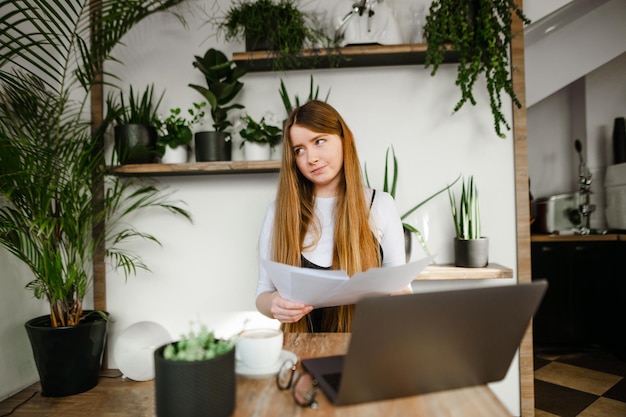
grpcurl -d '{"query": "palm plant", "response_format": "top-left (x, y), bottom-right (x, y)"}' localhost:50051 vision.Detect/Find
top-left (0, 0), bottom-right (191, 327)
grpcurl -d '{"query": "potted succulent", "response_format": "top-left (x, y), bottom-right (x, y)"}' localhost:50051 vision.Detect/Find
top-left (157, 102), bottom-right (207, 164)
top-left (0, 0), bottom-right (191, 397)
top-left (448, 175), bottom-right (488, 267)
top-left (423, 0), bottom-right (530, 138)
top-left (105, 84), bottom-right (165, 164)
top-left (154, 324), bottom-right (236, 417)
top-left (215, 0), bottom-right (337, 71)
top-left (189, 48), bottom-right (247, 162)
top-left (365, 146), bottom-right (459, 262)
top-left (238, 113), bottom-right (283, 161)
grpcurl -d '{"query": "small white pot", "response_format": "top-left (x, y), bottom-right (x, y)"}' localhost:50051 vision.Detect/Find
top-left (244, 142), bottom-right (271, 161)
top-left (161, 146), bottom-right (188, 164)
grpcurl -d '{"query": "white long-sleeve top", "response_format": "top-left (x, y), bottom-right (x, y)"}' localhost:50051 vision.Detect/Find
top-left (256, 188), bottom-right (405, 297)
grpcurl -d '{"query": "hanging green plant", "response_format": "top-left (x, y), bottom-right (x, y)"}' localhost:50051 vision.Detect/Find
top-left (423, 0), bottom-right (530, 138)
top-left (214, 0), bottom-right (339, 71)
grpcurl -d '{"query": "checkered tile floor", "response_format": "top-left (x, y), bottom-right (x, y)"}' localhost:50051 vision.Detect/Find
top-left (534, 348), bottom-right (626, 416)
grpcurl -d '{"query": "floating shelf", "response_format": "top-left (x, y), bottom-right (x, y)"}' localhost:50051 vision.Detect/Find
top-left (416, 263), bottom-right (513, 280)
top-left (110, 160), bottom-right (281, 177)
top-left (232, 43), bottom-right (459, 72)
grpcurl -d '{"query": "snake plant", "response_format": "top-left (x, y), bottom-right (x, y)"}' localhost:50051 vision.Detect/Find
top-left (449, 176), bottom-right (482, 239)
top-left (365, 146), bottom-right (460, 256)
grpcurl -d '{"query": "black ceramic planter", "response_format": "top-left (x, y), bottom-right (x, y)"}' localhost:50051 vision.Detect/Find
top-left (24, 311), bottom-right (108, 397)
top-left (114, 124), bottom-right (158, 164)
top-left (154, 343), bottom-right (236, 417)
top-left (454, 237), bottom-right (489, 268)
top-left (195, 131), bottom-right (232, 162)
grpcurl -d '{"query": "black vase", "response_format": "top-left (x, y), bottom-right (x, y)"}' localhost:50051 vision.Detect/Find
top-left (613, 117), bottom-right (626, 164)
top-left (195, 131), bottom-right (232, 162)
top-left (454, 237), bottom-right (489, 268)
top-left (154, 343), bottom-right (236, 417)
top-left (245, 35), bottom-right (271, 52)
top-left (114, 124), bottom-right (158, 164)
top-left (24, 311), bottom-right (108, 397)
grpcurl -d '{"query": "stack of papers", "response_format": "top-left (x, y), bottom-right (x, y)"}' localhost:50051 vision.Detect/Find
top-left (260, 257), bottom-right (433, 308)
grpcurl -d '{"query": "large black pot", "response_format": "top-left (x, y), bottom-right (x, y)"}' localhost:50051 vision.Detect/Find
top-left (24, 311), bottom-right (108, 397)
top-left (195, 131), bottom-right (232, 162)
top-left (114, 124), bottom-right (158, 164)
top-left (154, 343), bottom-right (236, 417)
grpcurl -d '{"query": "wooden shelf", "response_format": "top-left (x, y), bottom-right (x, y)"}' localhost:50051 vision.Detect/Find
top-left (110, 160), bottom-right (281, 177)
top-left (232, 43), bottom-right (459, 72)
top-left (416, 263), bottom-right (513, 281)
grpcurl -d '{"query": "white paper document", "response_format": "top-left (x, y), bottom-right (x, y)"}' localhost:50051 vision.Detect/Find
top-left (260, 257), bottom-right (433, 308)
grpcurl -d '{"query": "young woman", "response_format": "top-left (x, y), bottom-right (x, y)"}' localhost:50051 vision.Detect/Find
top-left (256, 100), bottom-right (408, 332)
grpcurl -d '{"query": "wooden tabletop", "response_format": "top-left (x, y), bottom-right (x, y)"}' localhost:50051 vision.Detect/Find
top-left (0, 333), bottom-right (510, 417)
top-left (236, 333), bottom-right (510, 417)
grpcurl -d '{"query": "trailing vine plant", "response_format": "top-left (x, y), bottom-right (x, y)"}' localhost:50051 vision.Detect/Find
top-left (423, 0), bottom-right (530, 138)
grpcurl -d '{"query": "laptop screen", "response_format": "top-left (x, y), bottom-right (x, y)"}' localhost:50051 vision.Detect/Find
top-left (302, 281), bottom-right (547, 406)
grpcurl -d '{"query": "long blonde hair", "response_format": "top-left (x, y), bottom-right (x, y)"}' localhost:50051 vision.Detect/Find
top-left (272, 100), bottom-right (381, 332)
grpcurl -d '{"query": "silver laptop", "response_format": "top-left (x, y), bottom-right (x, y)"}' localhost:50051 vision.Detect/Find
top-left (301, 281), bottom-right (547, 406)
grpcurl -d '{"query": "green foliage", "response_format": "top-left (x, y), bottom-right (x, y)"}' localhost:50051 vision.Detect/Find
top-left (239, 114), bottom-right (282, 147)
top-left (279, 75), bottom-right (331, 117)
top-left (157, 102), bottom-right (207, 155)
top-left (0, 0), bottom-right (191, 327)
top-left (105, 84), bottom-right (165, 125)
top-left (364, 146), bottom-right (459, 256)
top-left (423, 0), bottom-right (530, 138)
top-left (189, 48), bottom-right (247, 132)
top-left (448, 176), bottom-right (481, 239)
top-left (215, 0), bottom-right (337, 71)
top-left (163, 324), bottom-right (235, 361)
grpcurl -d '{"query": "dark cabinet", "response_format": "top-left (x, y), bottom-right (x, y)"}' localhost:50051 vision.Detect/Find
top-left (531, 239), bottom-right (622, 349)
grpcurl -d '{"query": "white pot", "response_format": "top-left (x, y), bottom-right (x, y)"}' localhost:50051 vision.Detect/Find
top-left (270, 143), bottom-right (283, 161)
top-left (244, 142), bottom-right (271, 161)
top-left (161, 146), bottom-right (188, 164)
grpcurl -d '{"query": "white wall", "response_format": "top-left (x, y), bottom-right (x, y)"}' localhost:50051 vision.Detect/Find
top-left (1, 0), bottom-right (521, 411)
top-left (524, 0), bottom-right (626, 107)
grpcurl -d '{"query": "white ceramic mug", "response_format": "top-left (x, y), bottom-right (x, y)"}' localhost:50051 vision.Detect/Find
top-left (236, 328), bottom-right (283, 369)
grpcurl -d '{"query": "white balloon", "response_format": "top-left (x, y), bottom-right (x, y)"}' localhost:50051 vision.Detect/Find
top-left (114, 321), bottom-right (172, 381)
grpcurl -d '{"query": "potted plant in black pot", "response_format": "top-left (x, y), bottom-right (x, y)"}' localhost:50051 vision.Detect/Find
top-left (106, 84), bottom-right (165, 165)
top-left (0, 0), bottom-right (191, 397)
top-left (448, 175), bottom-right (488, 267)
top-left (215, 0), bottom-right (337, 71)
top-left (423, 0), bottom-right (530, 138)
top-left (189, 48), bottom-right (247, 162)
top-left (154, 324), bottom-right (236, 417)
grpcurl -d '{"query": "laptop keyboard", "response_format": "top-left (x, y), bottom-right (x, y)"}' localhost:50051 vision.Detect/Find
top-left (322, 372), bottom-right (343, 391)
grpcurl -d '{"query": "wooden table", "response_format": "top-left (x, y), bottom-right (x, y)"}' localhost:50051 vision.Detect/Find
top-left (0, 333), bottom-right (510, 417)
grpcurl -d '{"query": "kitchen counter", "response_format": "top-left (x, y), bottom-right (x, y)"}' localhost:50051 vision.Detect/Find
top-left (531, 233), bottom-right (625, 242)
top-left (531, 233), bottom-right (626, 348)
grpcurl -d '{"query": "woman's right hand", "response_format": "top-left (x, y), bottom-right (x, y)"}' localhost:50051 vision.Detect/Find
top-left (268, 292), bottom-right (313, 323)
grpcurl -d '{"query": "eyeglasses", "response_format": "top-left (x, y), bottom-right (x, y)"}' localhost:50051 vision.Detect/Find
top-left (276, 359), bottom-right (319, 409)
